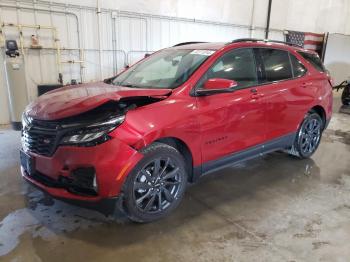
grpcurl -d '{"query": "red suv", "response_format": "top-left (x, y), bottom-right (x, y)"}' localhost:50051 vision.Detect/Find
top-left (21, 39), bottom-right (333, 222)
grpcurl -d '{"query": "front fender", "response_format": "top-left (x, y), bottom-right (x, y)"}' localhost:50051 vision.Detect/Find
top-left (111, 98), bottom-right (202, 166)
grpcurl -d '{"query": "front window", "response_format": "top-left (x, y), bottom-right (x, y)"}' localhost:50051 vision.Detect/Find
top-left (113, 49), bottom-right (212, 89)
top-left (196, 48), bottom-right (258, 89)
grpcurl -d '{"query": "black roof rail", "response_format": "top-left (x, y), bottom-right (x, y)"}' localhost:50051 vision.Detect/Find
top-left (173, 41), bottom-right (208, 47)
top-left (229, 38), bottom-right (302, 48)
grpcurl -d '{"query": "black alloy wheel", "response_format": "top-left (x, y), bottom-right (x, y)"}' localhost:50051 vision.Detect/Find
top-left (294, 112), bottom-right (323, 158)
top-left (133, 157), bottom-right (182, 213)
top-left (122, 142), bottom-right (187, 223)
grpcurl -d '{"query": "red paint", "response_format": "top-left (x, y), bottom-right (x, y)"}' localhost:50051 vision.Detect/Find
top-left (22, 136), bottom-right (143, 200)
top-left (203, 78), bottom-right (237, 90)
top-left (26, 82), bottom-right (172, 120)
top-left (22, 41), bottom-right (333, 201)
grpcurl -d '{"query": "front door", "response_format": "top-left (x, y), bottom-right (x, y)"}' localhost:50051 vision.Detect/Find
top-left (195, 48), bottom-right (267, 164)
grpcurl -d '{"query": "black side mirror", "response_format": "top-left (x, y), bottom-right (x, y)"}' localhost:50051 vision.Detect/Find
top-left (103, 76), bottom-right (116, 84)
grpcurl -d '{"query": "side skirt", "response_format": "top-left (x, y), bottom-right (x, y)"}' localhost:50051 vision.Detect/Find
top-left (192, 132), bottom-right (296, 182)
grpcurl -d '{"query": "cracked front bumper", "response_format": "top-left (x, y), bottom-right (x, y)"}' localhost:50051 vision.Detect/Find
top-left (21, 137), bottom-right (143, 202)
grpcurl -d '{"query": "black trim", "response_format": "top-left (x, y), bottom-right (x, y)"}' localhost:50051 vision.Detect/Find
top-left (253, 48), bottom-right (265, 83)
top-left (173, 41), bottom-right (208, 47)
top-left (12, 121), bottom-right (22, 131)
top-left (288, 52), bottom-right (294, 77)
top-left (25, 176), bottom-right (119, 216)
top-left (229, 38), bottom-right (302, 48)
top-left (24, 170), bottom-right (97, 196)
top-left (192, 132), bottom-right (296, 181)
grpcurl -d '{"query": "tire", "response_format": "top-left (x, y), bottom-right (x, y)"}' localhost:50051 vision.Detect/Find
top-left (122, 142), bottom-right (187, 223)
top-left (291, 112), bottom-right (323, 159)
top-left (341, 86), bottom-right (350, 105)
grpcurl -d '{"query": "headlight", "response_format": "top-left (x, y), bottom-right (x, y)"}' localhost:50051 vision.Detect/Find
top-left (60, 115), bottom-right (125, 146)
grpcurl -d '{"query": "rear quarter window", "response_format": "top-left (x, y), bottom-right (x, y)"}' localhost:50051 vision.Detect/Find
top-left (259, 48), bottom-right (293, 82)
top-left (290, 54), bottom-right (307, 78)
top-left (298, 52), bottom-right (325, 72)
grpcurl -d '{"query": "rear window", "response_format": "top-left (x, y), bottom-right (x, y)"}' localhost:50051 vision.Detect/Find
top-left (290, 55), bottom-right (307, 77)
top-left (259, 49), bottom-right (293, 82)
top-left (298, 52), bottom-right (325, 72)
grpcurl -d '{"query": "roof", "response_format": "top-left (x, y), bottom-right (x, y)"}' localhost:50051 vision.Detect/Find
top-left (171, 39), bottom-right (316, 54)
top-left (173, 42), bottom-right (226, 50)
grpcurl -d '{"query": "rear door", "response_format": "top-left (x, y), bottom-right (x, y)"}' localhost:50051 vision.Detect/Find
top-left (256, 48), bottom-right (314, 141)
top-left (195, 48), bottom-right (267, 163)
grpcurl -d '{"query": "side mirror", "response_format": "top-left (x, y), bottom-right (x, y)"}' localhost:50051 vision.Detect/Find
top-left (195, 78), bottom-right (238, 96)
top-left (103, 76), bottom-right (116, 84)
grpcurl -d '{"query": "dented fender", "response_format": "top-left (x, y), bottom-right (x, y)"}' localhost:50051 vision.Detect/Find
top-left (111, 97), bottom-right (203, 166)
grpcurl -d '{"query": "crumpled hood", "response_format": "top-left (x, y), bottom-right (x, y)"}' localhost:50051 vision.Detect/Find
top-left (25, 82), bottom-right (172, 120)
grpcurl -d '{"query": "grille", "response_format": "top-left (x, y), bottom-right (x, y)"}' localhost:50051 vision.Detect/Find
top-left (22, 119), bottom-right (59, 157)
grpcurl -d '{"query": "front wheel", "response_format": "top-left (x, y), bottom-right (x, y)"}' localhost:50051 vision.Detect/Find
top-left (122, 142), bottom-right (187, 223)
top-left (291, 112), bottom-right (323, 158)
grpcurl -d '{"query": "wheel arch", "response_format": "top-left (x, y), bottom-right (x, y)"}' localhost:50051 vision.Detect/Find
top-left (310, 105), bottom-right (326, 129)
top-left (153, 137), bottom-right (195, 183)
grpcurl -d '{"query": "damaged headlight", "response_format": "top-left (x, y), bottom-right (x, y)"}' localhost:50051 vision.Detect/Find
top-left (60, 115), bottom-right (125, 146)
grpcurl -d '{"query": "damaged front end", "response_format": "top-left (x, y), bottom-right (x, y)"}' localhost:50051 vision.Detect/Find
top-left (22, 96), bottom-right (167, 156)
top-left (21, 95), bottom-right (166, 198)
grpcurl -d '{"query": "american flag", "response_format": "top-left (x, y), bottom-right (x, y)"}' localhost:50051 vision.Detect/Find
top-left (285, 30), bottom-right (325, 56)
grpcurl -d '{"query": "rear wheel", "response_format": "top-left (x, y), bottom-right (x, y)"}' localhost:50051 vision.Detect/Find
top-left (122, 142), bottom-right (187, 223)
top-left (341, 86), bottom-right (350, 105)
top-left (291, 112), bottom-right (323, 158)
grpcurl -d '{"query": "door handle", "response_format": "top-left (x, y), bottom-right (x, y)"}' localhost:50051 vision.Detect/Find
top-left (251, 93), bottom-right (260, 99)
top-left (250, 88), bottom-right (264, 99)
top-left (301, 82), bottom-right (313, 88)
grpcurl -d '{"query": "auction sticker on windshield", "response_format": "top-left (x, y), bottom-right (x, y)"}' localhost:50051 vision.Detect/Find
top-left (190, 50), bottom-right (215, 56)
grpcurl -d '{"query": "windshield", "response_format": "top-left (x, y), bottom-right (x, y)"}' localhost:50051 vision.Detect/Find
top-left (112, 49), bottom-right (213, 89)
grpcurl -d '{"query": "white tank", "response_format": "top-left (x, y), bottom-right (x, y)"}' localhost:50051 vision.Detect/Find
top-left (4, 41), bottom-right (29, 130)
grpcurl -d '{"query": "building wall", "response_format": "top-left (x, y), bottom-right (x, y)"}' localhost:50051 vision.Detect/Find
top-left (0, 0), bottom-right (349, 124)
top-left (324, 33), bottom-right (350, 84)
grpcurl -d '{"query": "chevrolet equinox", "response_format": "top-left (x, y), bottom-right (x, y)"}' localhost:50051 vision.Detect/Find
top-left (21, 39), bottom-right (333, 222)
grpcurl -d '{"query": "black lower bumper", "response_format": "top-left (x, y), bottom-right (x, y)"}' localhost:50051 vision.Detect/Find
top-left (25, 176), bottom-right (123, 217)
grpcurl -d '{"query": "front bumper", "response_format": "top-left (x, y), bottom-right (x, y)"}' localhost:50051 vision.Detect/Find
top-left (21, 137), bottom-right (143, 201)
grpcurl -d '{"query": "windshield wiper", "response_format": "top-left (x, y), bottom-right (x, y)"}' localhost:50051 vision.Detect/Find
top-left (119, 83), bottom-right (140, 88)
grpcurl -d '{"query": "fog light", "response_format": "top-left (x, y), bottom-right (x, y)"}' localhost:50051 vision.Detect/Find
top-left (68, 167), bottom-right (98, 196)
